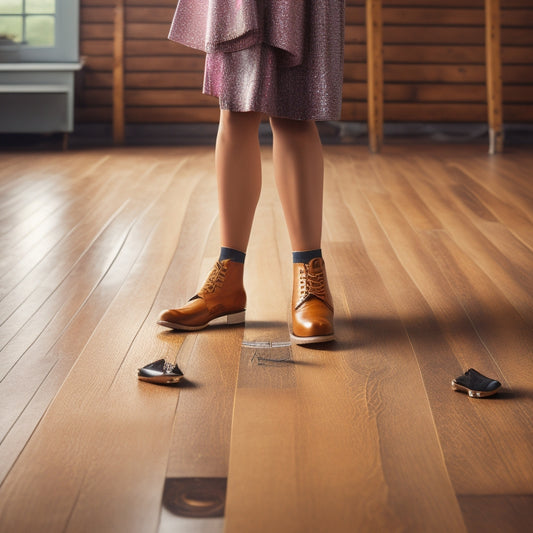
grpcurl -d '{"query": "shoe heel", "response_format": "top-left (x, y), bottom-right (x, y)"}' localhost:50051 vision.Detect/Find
top-left (226, 310), bottom-right (245, 325)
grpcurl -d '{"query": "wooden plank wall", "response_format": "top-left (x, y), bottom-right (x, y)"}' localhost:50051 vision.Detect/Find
top-left (77, 0), bottom-right (533, 125)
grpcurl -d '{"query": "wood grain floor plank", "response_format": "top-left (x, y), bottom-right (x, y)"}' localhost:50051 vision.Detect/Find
top-left (0, 201), bottom-right (145, 433)
top-left (422, 230), bottom-right (533, 445)
top-left (443, 155), bottom-right (533, 225)
top-left (0, 145), bottom-right (531, 532)
top-left (164, 241), bottom-right (242, 480)
top-left (0, 178), bottom-right (56, 229)
top-left (0, 153), bottom-right (203, 487)
top-left (157, 163), bottom-right (240, 533)
top-left (63, 152), bottom-right (217, 533)
top-left (0, 153), bottom-right (28, 186)
top-left (361, 198), bottom-right (532, 494)
top-left (224, 149), bottom-right (466, 533)
top-left (0, 152), bottom-right (171, 335)
top-left (1, 151), bottom-right (154, 291)
top-left (0, 151), bottom-right (99, 229)
top-left (326, 153), bottom-right (466, 531)
top-left (0, 151), bottom-right (202, 533)
top-left (224, 201), bottom-right (300, 533)
top-left (483, 156), bottom-right (533, 213)
top-left (0, 187), bottom-right (124, 307)
top-left (225, 154), bottom-right (301, 533)
top-left (443, 162), bottom-right (533, 251)
top-left (431, 159), bottom-right (533, 278)
top-left (404, 156), bottom-right (533, 326)
top-left (0, 154), bottom-right (112, 277)
top-left (341, 152), bottom-right (533, 501)
top-left (458, 494), bottom-right (533, 532)
top-left (157, 327), bottom-right (241, 533)
top-left (0, 158), bottom-right (184, 423)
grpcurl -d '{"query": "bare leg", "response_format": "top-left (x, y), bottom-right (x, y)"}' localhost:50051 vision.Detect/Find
top-left (270, 117), bottom-right (333, 344)
top-left (269, 117), bottom-right (324, 251)
top-left (157, 110), bottom-right (261, 330)
top-left (216, 110), bottom-right (263, 252)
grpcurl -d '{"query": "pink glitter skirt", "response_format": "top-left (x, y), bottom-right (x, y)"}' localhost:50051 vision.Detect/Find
top-left (168, 1), bottom-right (345, 121)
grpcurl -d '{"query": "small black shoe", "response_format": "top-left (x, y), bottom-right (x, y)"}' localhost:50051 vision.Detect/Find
top-left (138, 359), bottom-right (184, 384)
top-left (452, 368), bottom-right (501, 398)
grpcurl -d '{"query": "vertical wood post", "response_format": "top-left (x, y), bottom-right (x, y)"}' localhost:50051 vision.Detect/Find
top-left (485, 0), bottom-right (503, 154)
top-left (366, 0), bottom-right (384, 153)
top-left (113, 0), bottom-right (125, 145)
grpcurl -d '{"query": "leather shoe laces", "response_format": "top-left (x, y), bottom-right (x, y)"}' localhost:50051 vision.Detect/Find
top-left (296, 263), bottom-right (330, 309)
top-left (201, 261), bottom-right (228, 294)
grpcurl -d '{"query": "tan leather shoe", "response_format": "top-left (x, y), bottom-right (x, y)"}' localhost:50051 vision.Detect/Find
top-left (158, 259), bottom-right (246, 330)
top-left (291, 257), bottom-right (335, 344)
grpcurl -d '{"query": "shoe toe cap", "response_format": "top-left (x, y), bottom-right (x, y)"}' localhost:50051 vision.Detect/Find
top-left (158, 309), bottom-right (176, 322)
top-left (485, 379), bottom-right (501, 392)
top-left (294, 316), bottom-right (333, 337)
top-left (157, 308), bottom-right (192, 327)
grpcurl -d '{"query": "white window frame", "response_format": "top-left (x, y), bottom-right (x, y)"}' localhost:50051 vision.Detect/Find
top-left (0, 0), bottom-right (79, 63)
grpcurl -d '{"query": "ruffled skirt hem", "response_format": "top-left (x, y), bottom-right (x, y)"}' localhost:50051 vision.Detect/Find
top-left (169, 0), bottom-right (344, 121)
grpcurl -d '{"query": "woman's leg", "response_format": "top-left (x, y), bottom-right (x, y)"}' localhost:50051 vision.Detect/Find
top-left (158, 110), bottom-right (262, 331)
top-left (216, 110), bottom-right (263, 252)
top-left (269, 117), bottom-right (334, 344)
top-left (269, 117), bottom-right (323, 251)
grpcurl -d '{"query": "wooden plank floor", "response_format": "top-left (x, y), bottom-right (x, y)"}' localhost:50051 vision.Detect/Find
top-left (0, 144), bottom-right (532, 532)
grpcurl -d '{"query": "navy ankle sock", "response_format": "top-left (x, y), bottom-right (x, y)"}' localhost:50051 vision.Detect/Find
top-left (219, 246), bottom-right (246, 264)
top-left (292, 249), bottom-right (322, 264)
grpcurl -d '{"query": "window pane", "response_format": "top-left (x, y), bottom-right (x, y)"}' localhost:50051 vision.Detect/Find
top-left (26, 15), bottom-right (54, 46)
top-left (0, 0), bottom-right (23, 15)
top-left (26, 0), bottom-right (55, 15)
top-left (0, 15), bottom-right (22, 42)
